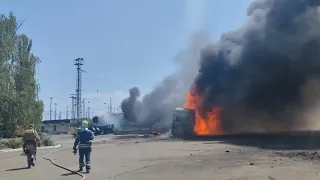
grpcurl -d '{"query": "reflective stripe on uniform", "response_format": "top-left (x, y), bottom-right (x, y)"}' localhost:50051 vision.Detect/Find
top-left (79, 144), bottom-right (90, 148)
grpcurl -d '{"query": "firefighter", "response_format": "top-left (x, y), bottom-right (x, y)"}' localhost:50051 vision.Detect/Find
top-left (22, 124), bottom-right (40, 168)
top-left (73, 120), bottom-right (94, 173)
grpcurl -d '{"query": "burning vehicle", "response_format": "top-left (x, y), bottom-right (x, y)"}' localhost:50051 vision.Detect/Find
top-left (171, 87), bottom-right (224, 138)
top-left (171, 107), bottom-right (195, 138)
top-left (91, 116), bottom-right (115, 135)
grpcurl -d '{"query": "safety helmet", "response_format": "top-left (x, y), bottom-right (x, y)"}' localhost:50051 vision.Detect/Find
top-left (82, 120), bottom-right (89, 128)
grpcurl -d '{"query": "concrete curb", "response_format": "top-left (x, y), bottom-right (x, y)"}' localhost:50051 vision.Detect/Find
top-left (0, 144), bottom-right (61, 153)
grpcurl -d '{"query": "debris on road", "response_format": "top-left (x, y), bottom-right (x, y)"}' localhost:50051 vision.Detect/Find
top-left (275, 151), bottom-right (320, 161)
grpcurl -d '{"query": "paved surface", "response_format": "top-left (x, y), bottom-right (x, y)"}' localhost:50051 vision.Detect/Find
top-left (1, 135), bottom-right (320, 180)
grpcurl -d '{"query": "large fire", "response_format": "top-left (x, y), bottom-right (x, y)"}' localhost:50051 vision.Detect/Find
top-left (183, 87), bottom-right (223, 135)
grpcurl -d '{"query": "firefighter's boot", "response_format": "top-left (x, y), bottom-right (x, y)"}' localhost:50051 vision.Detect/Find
top-left (86, 168), bottom-right (90, 173)
top-left (27, 160), bottom-right (32, 168)
top-left (86, 165), bottom-right (91, 173)
top-left (31, 155), bottom-right (35, 166)
top-left (27, 154), bottom-right (34, 168)
top-left (78, 165), bottom-right (84, 172)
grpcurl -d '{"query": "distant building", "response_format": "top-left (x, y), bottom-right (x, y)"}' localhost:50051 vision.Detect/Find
top-left (41, 119), bottom-right (71, 135)
top-left (41, 118), bottom-right (93, 134)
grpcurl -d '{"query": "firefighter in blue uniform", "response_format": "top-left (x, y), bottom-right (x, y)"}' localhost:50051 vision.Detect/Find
top-left (73, 120), bottom-right (94, 173)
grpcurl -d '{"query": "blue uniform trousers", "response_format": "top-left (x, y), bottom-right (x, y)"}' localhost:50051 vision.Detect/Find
top-left (79, 147), bottom-right (91, 169)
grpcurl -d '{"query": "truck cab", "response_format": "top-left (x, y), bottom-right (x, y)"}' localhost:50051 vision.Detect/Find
top-left (171, 107), bottom-right (196, 138)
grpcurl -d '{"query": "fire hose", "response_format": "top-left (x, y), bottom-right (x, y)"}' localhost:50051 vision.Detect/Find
top-left (41, 139), bottom-right (109, 180)
top-left (42, 147), bottom-right (86, 180)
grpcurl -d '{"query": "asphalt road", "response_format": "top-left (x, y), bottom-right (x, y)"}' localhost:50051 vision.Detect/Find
top-left (1, 135), bottom-right (320, 180)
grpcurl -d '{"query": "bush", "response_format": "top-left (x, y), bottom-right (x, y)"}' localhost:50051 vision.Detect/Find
top-left (0, 140), bottom-right (5, 149)
top-left (39, 133), bottom-right (55, 146)
top-left (0, 133), bottom-right (55, 149)
top-left (1, 138), bottom-right (23, 149)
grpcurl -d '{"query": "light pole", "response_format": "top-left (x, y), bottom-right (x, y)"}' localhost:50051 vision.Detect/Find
top-left (54, 103), bottom-right (57, 120)
top-left (49, 97), bottom-right (53, 120)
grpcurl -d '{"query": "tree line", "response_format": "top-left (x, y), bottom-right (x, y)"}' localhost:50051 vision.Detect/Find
top-left (0, 12), bottom-right (43, 137)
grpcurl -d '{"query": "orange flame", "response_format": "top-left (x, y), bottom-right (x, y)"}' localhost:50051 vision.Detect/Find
top-left (183, 87), bottom-right (223, 135)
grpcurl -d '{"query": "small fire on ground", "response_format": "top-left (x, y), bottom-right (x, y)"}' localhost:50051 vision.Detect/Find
top-left (183, 87), bottom-right (223, 136)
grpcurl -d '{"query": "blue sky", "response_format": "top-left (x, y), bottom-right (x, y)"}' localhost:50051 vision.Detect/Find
top-left (1, 0), bottom-right (252, 120)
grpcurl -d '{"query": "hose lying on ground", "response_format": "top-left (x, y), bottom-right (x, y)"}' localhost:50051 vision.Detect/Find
top-left (42, 148), bottom-right (86, 180)
top-left (41, 139), bottom-right (110, 180)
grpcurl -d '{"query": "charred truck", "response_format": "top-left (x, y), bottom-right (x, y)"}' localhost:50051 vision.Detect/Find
top-left (90, 116), bottom-right (115, 135)
top-left (171, 107), bottom-right (196, 139)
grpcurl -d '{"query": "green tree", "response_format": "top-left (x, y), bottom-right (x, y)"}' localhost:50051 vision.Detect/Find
top-left (0, 12), bottom-right (43, 137)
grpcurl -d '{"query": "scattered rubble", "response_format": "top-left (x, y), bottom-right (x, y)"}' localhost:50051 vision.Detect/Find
top-left (275, 151), bottom-right (320, 161)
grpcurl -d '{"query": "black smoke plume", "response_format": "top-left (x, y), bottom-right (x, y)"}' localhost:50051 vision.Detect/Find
top-left (120, 32), bottom-right (211, 130)
top-left (120, 87), bottom-right (142, 124)
top-left (195, 0), bottom-right (320, 133)
top-left (121, 0), bottom-right (320, 133)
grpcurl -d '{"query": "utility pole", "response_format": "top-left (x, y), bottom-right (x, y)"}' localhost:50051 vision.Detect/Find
top-left (49, 97), bottom-right (53, 120)
top-left (83, 98), bottom-right (86, 118)
top-left (59, 110), bottom-right (62, 120)
top-left (70, 94), bottom-right (76, 120)
top-left (87, 107), bottom-right (91, 119)
top-left (54, 103), bottom-right (57, 120)
top-left (109, 98), bottom-right (112, 113)
top-left (74, 58), bottom-right (84, 125)
top-left (66, 105), bottom-right (69, 119)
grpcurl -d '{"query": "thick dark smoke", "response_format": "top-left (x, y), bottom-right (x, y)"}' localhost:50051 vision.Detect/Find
top-left (120, 87), bottom-right (142, 124)
top-left (121, 0), bottom-right (320, 133)
top-left (120, 32), bottom-right (211, 130)
top-left (195, 0), bottom-right (320, 133)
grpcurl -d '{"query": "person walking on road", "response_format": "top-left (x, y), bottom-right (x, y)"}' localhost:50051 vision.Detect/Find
top-left (22, 124), bottom-right (41, 168)
top-left (73, 120), bottom-right (94, 173)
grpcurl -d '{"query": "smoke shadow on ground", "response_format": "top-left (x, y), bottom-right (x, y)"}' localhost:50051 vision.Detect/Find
top-left (184, 131), bottom-right (320, 150)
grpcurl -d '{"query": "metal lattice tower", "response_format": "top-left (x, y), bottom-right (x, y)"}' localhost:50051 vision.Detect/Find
top-left (74, 58), bottom-right (84, 125)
